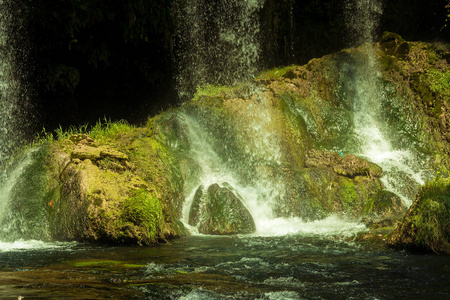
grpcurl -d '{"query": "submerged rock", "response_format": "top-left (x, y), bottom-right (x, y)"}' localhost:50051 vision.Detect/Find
top-left (189, 183), bottom-right (256, 235)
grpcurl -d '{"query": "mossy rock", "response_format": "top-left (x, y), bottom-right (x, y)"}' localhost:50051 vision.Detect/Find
top-left (386, 176), bottom-right (450, 254)
top-left (189, 183), bottom-right (256, 235)
top-left (363, 190), bottom-right (406, 221)
top-left (46, 130), bottom-right (186, 245)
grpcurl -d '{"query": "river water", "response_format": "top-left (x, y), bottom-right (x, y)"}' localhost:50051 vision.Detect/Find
top-left (1, 229), bottom-right (449, 299)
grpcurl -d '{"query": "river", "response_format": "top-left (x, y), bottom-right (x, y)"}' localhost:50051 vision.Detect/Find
top-left (1, 228), bottom-right (449, 299)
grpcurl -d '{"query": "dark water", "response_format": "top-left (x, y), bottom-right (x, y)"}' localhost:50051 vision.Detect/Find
top-left (0, 234), bottom-right (449, 299)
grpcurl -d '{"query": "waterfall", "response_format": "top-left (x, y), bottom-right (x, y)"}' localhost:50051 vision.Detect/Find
top-left (177, 110), bottom-right (365, 236)
top-left (178, 112), bottom-right (277, 234)
top-left (343, 0), bottom-right (432, 205)
top-left (174, 0), bottom-right (265, 101)
top-left (0, 1), bottom-right (34, 164)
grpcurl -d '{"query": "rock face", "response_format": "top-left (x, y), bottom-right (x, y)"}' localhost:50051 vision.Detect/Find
top-left (305, 149), bottom-right (383, 178)
top-left (188, 184), bottom-right (256, 235)
top-left (6, 33), bottom-right (450, 246)
top-left (386, 176), bottom-right (450, 254)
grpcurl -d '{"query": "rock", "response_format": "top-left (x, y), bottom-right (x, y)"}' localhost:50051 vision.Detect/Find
top-left (363, 190), bottom-right (406, 221)
top-left (189, 183), bottom-right (256, 235)
top-left (386, 176), bottom-right (450, 254)
top-left (305, 149), bottom-right (382, 178)
top-left (380, 31), bottom-right (410, 58)
top-left (71, 144), bottom-right (102, 161)
top-left (46, 126), bottom-right (187, 245)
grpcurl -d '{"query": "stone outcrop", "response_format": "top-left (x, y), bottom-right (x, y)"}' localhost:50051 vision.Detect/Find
top-left (189, 183), bottom-right (256, 235)
top-left (386, 176), bottom-right (450, 254)
top-left (305, 149), bottom-right (383, 178)
top-left (45, 127), bottom-right (186, 245)
top-left (6, 34), bottom-right (449, 247)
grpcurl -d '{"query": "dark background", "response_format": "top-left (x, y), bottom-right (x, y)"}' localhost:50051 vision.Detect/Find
top-left (5, 0), bottom-right (450, 135)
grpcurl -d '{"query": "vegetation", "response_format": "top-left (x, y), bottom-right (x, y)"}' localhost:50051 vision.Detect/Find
top-left (425, 69), bottom-right (450, 98)
top-left (387, 174), bottom-right (450, 254)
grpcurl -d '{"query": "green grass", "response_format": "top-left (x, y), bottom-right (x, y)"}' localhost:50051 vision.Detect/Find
top-left (192, 83), bottom-right (235, 101)
top-left (89, 118), bottom-right (135, 143)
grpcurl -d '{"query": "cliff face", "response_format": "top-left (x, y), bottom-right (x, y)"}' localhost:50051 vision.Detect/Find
top-left (4, 34), bottom-right (448, 247)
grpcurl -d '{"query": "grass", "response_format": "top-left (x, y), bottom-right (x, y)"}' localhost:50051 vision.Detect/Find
top-left (33, 117), bottom-right (135, 145)
top-left (192, 83), bottom-right (235, 101)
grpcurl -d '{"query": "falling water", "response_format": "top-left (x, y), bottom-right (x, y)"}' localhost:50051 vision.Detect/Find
top-left (174, 0), bottom-right (265, 101)
top-left (0, 1), bottom-right (34, 165)
top-left (178, 110), bottom-right (365, 236)
top-left (343, 0), bottom-right (431, 205)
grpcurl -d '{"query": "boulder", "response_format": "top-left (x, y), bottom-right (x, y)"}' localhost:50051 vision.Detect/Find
top-left (46, 129), bottom-right (186, 245)
top-left (189, 183), bottom-right (256, 235)
top-left (386, 176), bottom-right (450, 254)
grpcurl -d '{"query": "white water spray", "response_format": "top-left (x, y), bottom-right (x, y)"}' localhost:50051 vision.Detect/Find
top-left (179, 112), bottom-right (364, 236)
top-left (345, 0), bottom-right (431, 206)
top-left (0, 1), bottom-right (34, 164)
top-left (179, 113), bottom-right (277, 233)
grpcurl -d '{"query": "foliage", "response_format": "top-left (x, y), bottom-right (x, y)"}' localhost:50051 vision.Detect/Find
top-left (256, 65), bottom-right (296, 80)
top-left (89, 118), bottom-right (135, 143)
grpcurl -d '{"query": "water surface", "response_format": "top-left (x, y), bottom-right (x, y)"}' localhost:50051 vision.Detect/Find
top-left (1, 234), bottom-right (449, 299)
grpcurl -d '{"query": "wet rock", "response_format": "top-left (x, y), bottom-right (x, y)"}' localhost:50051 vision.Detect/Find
top-left (305, 149), bottom-right (382, 178)
top-left (363, 190), bottom-right (406, 221)
top-left (189, 183), bottom-right (256, 235)
top-left (386, 176), bottom-right (450, 254)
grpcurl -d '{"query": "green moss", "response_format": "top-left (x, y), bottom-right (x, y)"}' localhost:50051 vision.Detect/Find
top-left (122, 189), bottom-right (163, 241)
top-left (387, 174), bottom-right (450, 253)
top-left (340, 177), bottom-right (359, 214)
top-left (425, 69), bottom-right (450, 98)
top-left (192, 83), bottom-right (234, 101)
top-left (69, 260), bottom-right (144, 269)
top-left (256, 65), bottom-right (296, 80)
top-left (89, 118), bottom-right (135, 143)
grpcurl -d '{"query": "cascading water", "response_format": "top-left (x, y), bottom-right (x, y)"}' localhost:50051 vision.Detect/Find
top-left (343, 0), bottom-right (432, 205)
top-left (177, 107), bottom-right (365, 237)
top-left (174, 0), bottom-right (265, 101)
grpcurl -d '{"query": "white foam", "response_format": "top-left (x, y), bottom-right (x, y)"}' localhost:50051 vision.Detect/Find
top-left (252, 215), bottom-right (365, 237)
top-left (0, 239), bottom-right (76, 252)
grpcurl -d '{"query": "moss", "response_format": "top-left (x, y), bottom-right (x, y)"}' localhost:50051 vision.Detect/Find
top-left (339, 177), bottom-right (360, 214)
top-left (256, 65), bottom-right (296, 80)
top-left (425, 69), bottom-right (450, 98)
top-left (122, 189), bottom-right (163, 243)
top-left (387, 175), bottom-right (450, 254)
top-left (192, 83), bottom-right (235, 101)
top-left (69, 260), bottom-right (144, 269)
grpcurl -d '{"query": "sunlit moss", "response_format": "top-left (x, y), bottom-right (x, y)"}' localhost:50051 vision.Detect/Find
top-left (192, 83), bottom-right (234, 101)
top-left (425, 69), bottom-right (450, 98)
top-left (256, 65), bottom-right (296, 80)
top-left (387, 174), bottom-right (450, 253)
